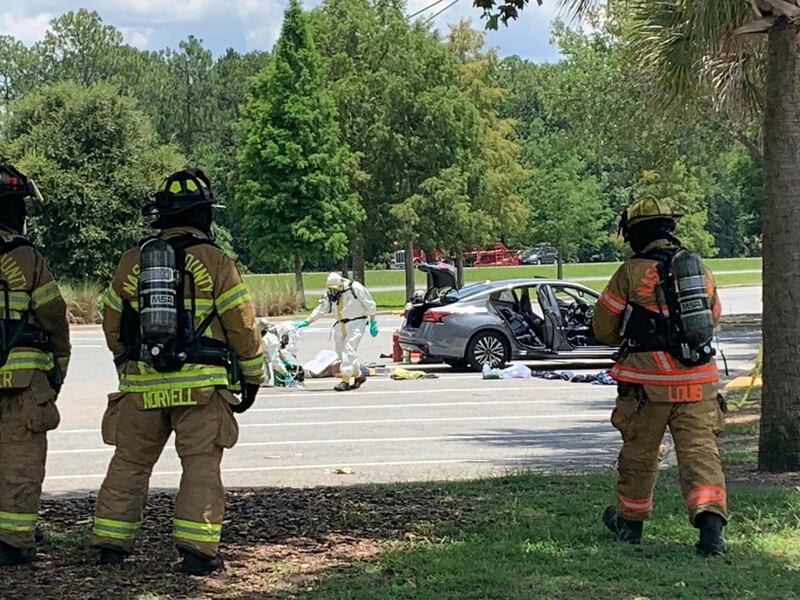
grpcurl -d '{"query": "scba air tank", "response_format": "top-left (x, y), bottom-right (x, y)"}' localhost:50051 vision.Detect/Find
top-left (671, 249), bottom-right (714, 363)
top-left (139, 238), bottom-right (180, 355)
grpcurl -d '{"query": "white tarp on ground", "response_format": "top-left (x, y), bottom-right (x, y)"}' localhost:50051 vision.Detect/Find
top-left (303, 349), bottom-right (339, 377)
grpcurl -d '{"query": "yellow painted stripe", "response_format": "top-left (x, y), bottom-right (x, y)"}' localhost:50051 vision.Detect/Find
top-left (725, 376), bottom-right (763, 390)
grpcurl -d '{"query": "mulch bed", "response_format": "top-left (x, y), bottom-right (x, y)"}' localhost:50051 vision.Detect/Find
top-left (0, 486), bottom-right (471, 600)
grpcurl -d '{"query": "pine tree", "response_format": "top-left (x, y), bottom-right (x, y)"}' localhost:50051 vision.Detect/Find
top-left (237, 0), bottom-right (360, 307)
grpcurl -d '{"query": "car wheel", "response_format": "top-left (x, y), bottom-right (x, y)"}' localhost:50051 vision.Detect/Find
top-left (466, 331), bottom-right (510, 372)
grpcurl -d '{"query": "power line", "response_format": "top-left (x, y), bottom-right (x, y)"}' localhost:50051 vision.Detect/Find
top-left (423, 0), bottom-right (462, 24)
top-left (407, 0), bottom-right (451, 20)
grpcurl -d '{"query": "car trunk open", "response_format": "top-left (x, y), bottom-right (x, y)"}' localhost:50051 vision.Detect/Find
top-left (405, 263), bottom-right (459, 329)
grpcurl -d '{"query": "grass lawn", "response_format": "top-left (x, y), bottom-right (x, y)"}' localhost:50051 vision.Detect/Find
top-left (244, 257), bottom-right (763, 294)
top-left (297, 476), bottom-right (799, 600)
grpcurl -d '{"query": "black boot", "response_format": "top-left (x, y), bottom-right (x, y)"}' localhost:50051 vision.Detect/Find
top-left (602, 506), bottom-right (643, 545)
top-left (0, 541), bottom-right (34, 567)
top-left (333, 381), bottom-right (352, 392)
top-left (98, 547), bottom-right (128, 566)
top-left (179, 547), bottom-right (224, 576)
top-left (696, 512), bottom-right (726, 556)
top-left (353, 368), bottom-right (368, 389)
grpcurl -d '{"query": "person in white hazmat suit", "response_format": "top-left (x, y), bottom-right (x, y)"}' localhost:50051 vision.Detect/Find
top-left (295, 272), bottom-right (378, 391)
top-left (258, 318), bottom-right (303, 387)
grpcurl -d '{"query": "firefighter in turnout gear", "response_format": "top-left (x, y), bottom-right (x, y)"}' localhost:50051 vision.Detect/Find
top-left (0, 165), bottom-right (70, 566)
top-left (296, 273), bottom-right (377, 391)
top-left (593, 196), bottom-right (727, 556)
top-left (92, 169), bottom-right (265, 575)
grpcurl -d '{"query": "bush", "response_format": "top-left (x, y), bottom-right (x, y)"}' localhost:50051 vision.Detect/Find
top-left (247, 281), bottom-right (299, 316)
top-left (59, 279), bottom-right (299, 325)
top-left (61, 281), bottom-right (104, 324)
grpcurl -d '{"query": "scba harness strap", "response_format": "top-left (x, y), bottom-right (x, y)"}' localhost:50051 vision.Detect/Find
top-left (118, 234), bottom-right (244, 388)
top-left (621, 246), bottom-right (714, 366)
top-left (0, 235), bottom-right (59, 382)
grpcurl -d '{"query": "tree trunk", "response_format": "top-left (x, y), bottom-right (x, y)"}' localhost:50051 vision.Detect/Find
top-left (455, 253), bottom-right (465, 289)
top-left (340, 257), bottom-right (349, 280)
top-left (352, 235), bottom-right (366, 284)
top-left (556, 245), bottom-right (564, 280)
top-left (293, 254), bottom-right (306, 311)
top-left (404, 239), bottom-right (415, 300)
top-left (758, 22), bottom-right (800, 472)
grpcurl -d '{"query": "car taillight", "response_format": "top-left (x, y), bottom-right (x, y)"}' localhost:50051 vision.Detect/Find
top-left (423, 310), bottom-right (450, 323)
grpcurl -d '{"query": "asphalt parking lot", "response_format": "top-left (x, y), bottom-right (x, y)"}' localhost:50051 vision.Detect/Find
top-left (46, 285), bottom-right (761, 496)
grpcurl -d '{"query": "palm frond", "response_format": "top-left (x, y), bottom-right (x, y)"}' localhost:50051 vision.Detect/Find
top-left (556, 0), bottom-right (603, 19)
top-left (627, 0), bottom-right (759, 110)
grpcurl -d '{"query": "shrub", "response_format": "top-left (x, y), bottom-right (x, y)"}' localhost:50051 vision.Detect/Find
top-left (247, 281), bottom-right (299, 316)
top-left (61, 280), bottom-right (104, 324)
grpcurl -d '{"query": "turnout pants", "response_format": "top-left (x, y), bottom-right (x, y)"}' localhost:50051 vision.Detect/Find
top-left (334, 319), bottom-right (366, 383)
top-left (0, 372), bottom-right (59, 549)
top-left (92, 389), bottom-right (239, 557)
top-left (612, 390), bottom-right (728, 525)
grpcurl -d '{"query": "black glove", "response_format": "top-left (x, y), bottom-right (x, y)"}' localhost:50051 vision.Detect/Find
top-left (231, 383), bottom-right (260, 414)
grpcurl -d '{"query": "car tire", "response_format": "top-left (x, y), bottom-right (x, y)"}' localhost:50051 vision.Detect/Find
top-left (466, 330), bottom-right (510, 372)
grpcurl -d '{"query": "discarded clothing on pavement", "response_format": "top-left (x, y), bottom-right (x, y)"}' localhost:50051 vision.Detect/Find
top-left (482, 363), bottom-right (532, 380)
top-left (391, 367), bottom-right (438, 380)
top-left (529, 370), bottom-right (616, 385)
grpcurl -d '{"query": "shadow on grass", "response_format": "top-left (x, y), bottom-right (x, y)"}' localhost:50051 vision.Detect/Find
top-left (292, 473), bottom-right (800, 600)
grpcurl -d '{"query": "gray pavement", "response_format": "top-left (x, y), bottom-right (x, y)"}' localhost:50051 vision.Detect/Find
top-left (45, 285), bottom-right (762, 496)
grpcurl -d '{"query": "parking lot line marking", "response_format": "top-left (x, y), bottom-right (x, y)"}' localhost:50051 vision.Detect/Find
top-left (258, 385), bottom-right (606, 399)
top-left (249, 399), bottom-right (572, 412)
top-left (45, 459), bottom-right (494, 481)
top-left (239, 413), bottom-right (596, 428)
top-left (48, 430), bottom-right (596, 456)
top-left (54, 409), bottom-right (608, 436)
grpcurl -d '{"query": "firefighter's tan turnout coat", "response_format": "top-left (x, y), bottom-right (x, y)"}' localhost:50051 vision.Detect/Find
top-left (593, 240), bottom-right (727, 525)
top-left (92, 227), bottom-right (264, 557)
top-left (0, 227), bottom-right (70, 549)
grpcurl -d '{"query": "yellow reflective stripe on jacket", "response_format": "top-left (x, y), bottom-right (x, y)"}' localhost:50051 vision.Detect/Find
top-left (119, 362), bottom-right (229, 392)
top-left (0, 290), bottom-right (30, 313)
top-left (240, 355), bottom-right (264, 378)
top-left (0, 511), bottom-right (37, 532)
top-left (31, 280), bottom-right (61, 308)
top-left (173, 518), bottom-right (222, 543)
top-left (93, 517), bottom-right (139, 540)
top-left (104, 287), bottom-right (123, 313)
top-left (216, 283), bottom-right (250, 316)
top-left (0, 348), bottom-right (54, 372)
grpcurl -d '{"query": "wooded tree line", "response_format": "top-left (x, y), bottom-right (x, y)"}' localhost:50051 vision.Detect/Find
top-left (0, 1), bottom-right (762, 286)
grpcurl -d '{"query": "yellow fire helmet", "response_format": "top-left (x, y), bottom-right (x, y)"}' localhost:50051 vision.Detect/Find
top-left (619, 196), bottom-right (682, 238)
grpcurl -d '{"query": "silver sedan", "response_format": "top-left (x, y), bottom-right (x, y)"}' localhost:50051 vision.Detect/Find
top-left (399, 265), bottom-right (616, 371)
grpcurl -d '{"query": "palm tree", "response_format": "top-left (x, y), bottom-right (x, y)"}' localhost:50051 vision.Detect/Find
top-left (476, 0), bottom-right (800, 471)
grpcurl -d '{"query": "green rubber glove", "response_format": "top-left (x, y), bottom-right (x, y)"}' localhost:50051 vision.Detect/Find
top-left (369, 318), bottom-right (379, 337)
top-left (294, 319), bottom-right (311, 329)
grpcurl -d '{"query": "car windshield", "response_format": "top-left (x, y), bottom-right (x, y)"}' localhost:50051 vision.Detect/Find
top-left (443, 282), bottom-right (493, 302)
